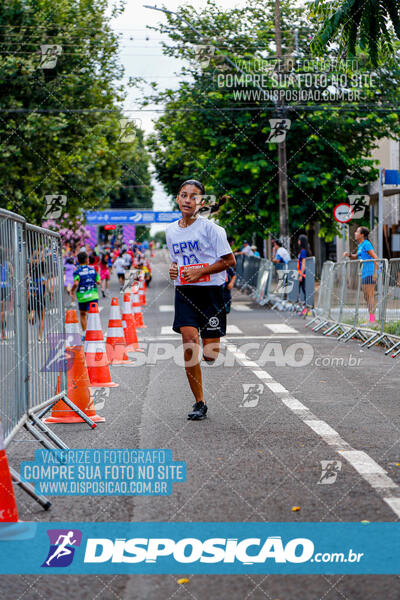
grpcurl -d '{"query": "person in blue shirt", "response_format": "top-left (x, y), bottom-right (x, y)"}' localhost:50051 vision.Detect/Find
top-left (344, 226), bottom-right (379, 324)
top-left (297, 234), bottom-right (311, 302)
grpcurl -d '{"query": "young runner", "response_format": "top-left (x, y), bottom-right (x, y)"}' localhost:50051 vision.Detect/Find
top-left (71, 251), bottom-right (100, 333)
top-left (166, 179), bottom-right (236, 421)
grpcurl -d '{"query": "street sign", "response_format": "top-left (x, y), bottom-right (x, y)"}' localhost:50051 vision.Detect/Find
top-left (348, 195), bottom-right (370, 219)
top-left (85, 210), bottom-right (181, 225)
top-left (333, 203), bottom-right (353, 224)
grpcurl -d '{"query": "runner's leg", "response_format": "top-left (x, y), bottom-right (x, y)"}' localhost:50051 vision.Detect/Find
top-left (180, 325), bottom-right (203, 403)
top-left (202, 337), bottom-right (220, 362)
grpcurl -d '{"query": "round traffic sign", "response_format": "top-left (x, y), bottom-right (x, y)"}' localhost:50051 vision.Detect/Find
top-left (334, 203), bottom-right (353, 224)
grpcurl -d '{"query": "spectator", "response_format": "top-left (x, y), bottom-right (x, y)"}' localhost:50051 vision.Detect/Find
top-left (343, 226), bottom-right (379, 324)
top-left (235, 240), bottom-right (254, 256)
top-left (297, 234), bottom-right (311, 302)
top-left (28, 253), bottom-right (47, 342)
top-left (272, 239), bottom-right (291, 269)
top-left (63, 252), bottom-right (76, 298)
top-left (71, 251), bottom-right (100, 334)
top-left (251, 245), bottom-right (261, 258)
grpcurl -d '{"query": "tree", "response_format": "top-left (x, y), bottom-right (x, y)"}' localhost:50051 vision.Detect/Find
top-left (311, 0), bottom-right (400, 66)
top-left (147, 0), bottom-right (400, 247)
top-left (0, 0), bottom-right (145, 225)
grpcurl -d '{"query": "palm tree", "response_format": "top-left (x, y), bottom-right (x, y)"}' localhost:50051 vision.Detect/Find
top-left (311, 0), bottom-right (400, 65)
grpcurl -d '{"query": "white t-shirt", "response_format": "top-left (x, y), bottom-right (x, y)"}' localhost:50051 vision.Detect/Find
top-left (166, 217), bottom-right (232, 286)
top-left (242, 245), bottom-right (253, 256)
top-left (275, 247), bottom-right (290, 264)
top-left (114, 257), bottom-right (125, 274)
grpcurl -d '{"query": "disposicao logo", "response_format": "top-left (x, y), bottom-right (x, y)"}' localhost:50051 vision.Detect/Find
top-left (83, 536), bottom-right (315, 564)
top-left (42, 529), bottom-right (82, 568)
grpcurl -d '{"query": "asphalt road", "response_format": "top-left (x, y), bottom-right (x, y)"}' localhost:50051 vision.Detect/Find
top-left (3, 250), bottom-right (400, 599)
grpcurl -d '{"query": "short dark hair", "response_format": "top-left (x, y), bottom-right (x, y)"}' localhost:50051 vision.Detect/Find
top-left (77, 251), bottom-right (88, 264)
top-left (272, 239), bottom-right (282, 247)
top-left (178, 179), bottom-right (205, 196)
top-left (89, 254), bottom-right (95, 265)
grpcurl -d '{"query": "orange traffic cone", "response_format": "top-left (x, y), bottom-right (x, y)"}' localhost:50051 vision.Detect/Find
top-left (85, 302), bottom-right (119, 387)
top-left (0, 422), bottom-right (18, 522)
top-left (45, 310), bottom-right (105, 424)
top-left (139, 276), bottom-right (146, 306)
top-left (105, 298), bottom-right (133, 365)
top-left (121, 292), bottom-right (144, 352)
top-left (131, 283), bottom-right (146, 329)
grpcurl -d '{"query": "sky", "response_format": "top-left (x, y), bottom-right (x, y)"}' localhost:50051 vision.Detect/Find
top-left (109, 0), bottom-right (248, 231)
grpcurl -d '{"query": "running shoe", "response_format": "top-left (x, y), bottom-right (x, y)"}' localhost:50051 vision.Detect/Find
top-left (188, 401), bottom-right (208, 420)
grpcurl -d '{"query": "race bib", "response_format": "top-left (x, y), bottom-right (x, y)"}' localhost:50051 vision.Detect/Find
top-left (179, 263), bottom-right (210, 284)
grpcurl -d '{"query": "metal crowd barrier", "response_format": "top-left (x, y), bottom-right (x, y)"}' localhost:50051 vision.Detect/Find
top-left (234, 253), bottom-right (316, 310)
top-left (0, 209), bottom-right (95, 510)
top-left (0, 211), bottom-right (28, 444)
top-left (309, 259), bottom-right (397, 350)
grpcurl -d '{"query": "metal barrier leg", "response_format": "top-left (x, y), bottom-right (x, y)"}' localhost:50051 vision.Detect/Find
top-left (392, 346), bottom-right (400, 358)
top-left (10, 466), bottom-right (52, 511)
top-left (61, 395), bottom-right (96, 429)
top-left (29, 413), bottom-right (69, 450)
top-left (385, 340), bottom-right (400, 355)
top-left (361, 332), bottom-right (379, 347)
top-left (324, 323), bottom-right (341, 336)
top-left (313, 320), bottom-right (329, 332)
top-left (305, 316), bottom-right (318, 328)
top-left (337, 327), bottom-right (355, 341)
top-left (367, 333), bottom-right (385, 348)
top-left (23, 421), bottom-right (59, 450)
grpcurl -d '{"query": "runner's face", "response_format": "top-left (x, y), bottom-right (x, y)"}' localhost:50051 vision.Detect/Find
top-left (177, 184), bottom-right (204, 217)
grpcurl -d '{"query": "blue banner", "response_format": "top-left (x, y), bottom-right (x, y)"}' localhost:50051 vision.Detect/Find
top-left (0, 522), bottom-right (399, 574)
top-left (384, 170), bottom-right (400, 185)
top-left (85, 210), bottom-right (181, 225)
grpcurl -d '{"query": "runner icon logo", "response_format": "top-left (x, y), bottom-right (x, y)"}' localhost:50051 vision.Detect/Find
top-left (317, 460), bottom-right (342, 485)
top-left (41, 529), bottom-right (82, 568)
top-left (240, 383), bottom-right (264, 407)
top-left (207, 316), bottom-right (219, 329)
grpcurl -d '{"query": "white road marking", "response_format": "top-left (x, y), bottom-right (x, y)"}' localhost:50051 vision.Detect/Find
top-left (265, 381), bottom-right (288, 394)
top-left (228, 343), bottom-right (400, 519)
top-left (159, 305), bottom-right (174, 312)
top-left (252, 370), bottom-right (273, 380)
top-left (227, 325), bottom-right (243, 334)
top-left (232, 303), bottom-right (252, 311)
top-left (264, 323), bottom-right (299, 334)
top-left (160, 326), bottom-right (178, 335)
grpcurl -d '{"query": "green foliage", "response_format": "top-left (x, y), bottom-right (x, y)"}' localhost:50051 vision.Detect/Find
top-left (0, 0), bottom-right (152, 226)
top-left (147, 0), bottom-right (400, 246)
top-left (310, 0), bottom-right (400, 65)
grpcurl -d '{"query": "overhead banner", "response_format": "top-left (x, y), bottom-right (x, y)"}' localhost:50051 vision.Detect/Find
top-left (85, 210), bottom-right (181, 225)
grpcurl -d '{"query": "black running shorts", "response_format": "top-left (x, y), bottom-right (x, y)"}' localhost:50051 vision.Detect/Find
top-left (173, 285), bottom-right (226, 338)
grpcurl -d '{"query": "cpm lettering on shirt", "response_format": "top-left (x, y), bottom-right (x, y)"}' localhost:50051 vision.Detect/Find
top-left (172, 240), bottom-right (200, 255)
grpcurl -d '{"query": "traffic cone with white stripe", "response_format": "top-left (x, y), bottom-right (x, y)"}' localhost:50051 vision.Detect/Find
top-left (84, 302), bottom-right (119, 387)
top-left (121, 292), bottom-right (144, 352)
top-left (45, 309), bottom-right (105, 424)
top-left (0, 421), bottom-right (18, 522)
top-left (131, 282), bottom-right (146, 329)
top-left (139, 274), bottom-right (146, 306)
top-left (105, 298), bottom-right (133, 365)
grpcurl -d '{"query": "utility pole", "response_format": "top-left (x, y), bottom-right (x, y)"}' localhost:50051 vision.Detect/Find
top-left (144, 3), bottom-right (290, 248)
top-left (274, 0), bottom-right (289, 251)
